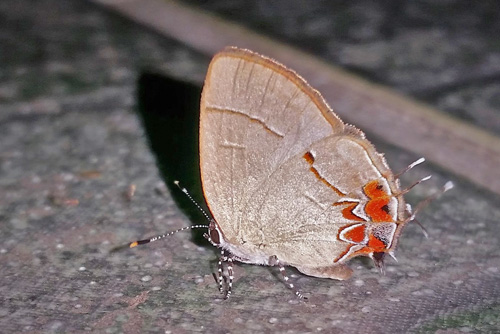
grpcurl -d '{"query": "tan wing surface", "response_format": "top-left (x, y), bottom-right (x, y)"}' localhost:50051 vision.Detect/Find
top-left (200, 48), bottom-right (344, 241)
top-left (242, 134), bottom-right (395, 268)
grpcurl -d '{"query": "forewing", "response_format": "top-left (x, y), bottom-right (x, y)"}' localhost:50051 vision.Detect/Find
top-left (199, 48), bottom-right (344, 241)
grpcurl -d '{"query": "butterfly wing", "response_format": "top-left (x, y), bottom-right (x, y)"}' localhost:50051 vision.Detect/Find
top-left (246, 133), bottom-right (403, 270)
top-left (200, 47), bottom-right (343, 240)
top-left (200, 47), bottom-right (404, 278)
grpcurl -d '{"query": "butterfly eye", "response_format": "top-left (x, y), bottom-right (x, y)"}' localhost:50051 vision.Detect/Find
top-left (208, 220), bottom-right (221, 245)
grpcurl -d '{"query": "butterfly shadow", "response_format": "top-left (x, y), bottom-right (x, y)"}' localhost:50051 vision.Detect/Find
top-left (137, 71), bottom-right (208, 245)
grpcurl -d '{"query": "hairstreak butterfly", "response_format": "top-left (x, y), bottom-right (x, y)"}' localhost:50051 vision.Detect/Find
top-left (129, 47), bottom-right (452, 299)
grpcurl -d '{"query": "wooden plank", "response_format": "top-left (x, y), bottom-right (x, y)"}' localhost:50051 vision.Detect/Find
top-left (91, 0), bottom-right (500, 194)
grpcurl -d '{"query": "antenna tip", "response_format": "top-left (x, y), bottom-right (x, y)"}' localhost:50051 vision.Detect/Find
top-left (174, 180), bottom-right (179, 186)
top-left (444, 181), bottom-right (454, 192)
top-left (129, 241), bottom-right (139, 248)
top-left (416, 157), bottom-right (425, 164)
top-left (422, 175), bottom-right (432, 181)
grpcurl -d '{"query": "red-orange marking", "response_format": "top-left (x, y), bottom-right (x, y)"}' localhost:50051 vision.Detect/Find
top-left (303, 151), bottom-right (314, 164)
top-left (368, 233), bottom-right (387, 252)
top-left (303, 152), bottom-right (345, 196)
top-left (363, 180), bottom-right (394, 222)
top-left (345, 233), bottom-right (389, 259)
top-left (343, 224), bottom-right (366, 243)
top-left (365, 197), bottom-right (392, 222)
top-left (364, 180), bottom-right (386, 199)
top-left (334, 201), bottom-right (365, 222)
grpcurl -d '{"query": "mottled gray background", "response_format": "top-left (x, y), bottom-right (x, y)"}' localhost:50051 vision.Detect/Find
top-left (1, 1), bottom-right (499, 333)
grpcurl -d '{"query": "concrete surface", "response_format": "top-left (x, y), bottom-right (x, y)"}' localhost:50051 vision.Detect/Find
top-left (1, 1), bottom-right (499, 333)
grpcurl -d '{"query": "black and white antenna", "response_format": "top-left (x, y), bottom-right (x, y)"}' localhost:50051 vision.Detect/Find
top-left (128, 180), bottom-right (211, 248)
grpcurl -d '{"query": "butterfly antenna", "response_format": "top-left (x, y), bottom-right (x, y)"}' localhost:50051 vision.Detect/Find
top-left (174, 180), bottom-right (212, 222)
top-left (126, 181), bottom-right (213, 249)
top-left (129, 224), bottom-right (209, 248)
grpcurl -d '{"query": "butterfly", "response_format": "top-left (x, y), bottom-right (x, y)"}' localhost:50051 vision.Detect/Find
top-left (130, 47), bottom-right (452, 299)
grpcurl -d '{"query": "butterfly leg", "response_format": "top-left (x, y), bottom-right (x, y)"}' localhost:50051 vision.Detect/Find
top-left (216, 249), bottom-right (234, 299)
top-left (217, 249), bottom-right (225, 294)
top-left (270, 256), bottom-right (306, 299)
top-left (226, 256), bottom-right (234, 299)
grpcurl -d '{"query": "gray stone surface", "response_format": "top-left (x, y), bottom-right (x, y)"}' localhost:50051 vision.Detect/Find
top-left (1, 0), bottom-right (499, 333)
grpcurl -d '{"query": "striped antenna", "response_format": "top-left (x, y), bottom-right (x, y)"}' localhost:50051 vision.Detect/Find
top-left (129, 181), bottom-right (212, 248)
top-left (174, 180), bottom-right (212, 222)
top-left (129, 224), bottom-right (209, 248)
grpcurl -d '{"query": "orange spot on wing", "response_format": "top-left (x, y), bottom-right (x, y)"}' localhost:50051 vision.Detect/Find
top-left (362, 180), bottom-right (394, 222)
top-left (343, 224), bottom-right (366, 243)
top-left (334, 202), bottom-right (365, 221)
top-left (303, 152), bottom-right (346, 196)
top-left (337, 231), bottom-right (389, 261)
top-left (368, 233), bottom-right (387, 252)
top-left (303, 151), bottom-right (314, 164)
top-left (365, 197), bottom-right (392, 222)
top-left (364, 180), bottom-right (386, 199)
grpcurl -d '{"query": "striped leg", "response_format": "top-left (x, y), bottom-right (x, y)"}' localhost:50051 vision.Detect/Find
top-left (216, 249), bottom-right (234, 299)
top-left (271, 256), bottom-right (306, 299)
top-left (217, 249), bottom-right (225, 294)
top-left (226, 257), bottom-right (234, 299)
